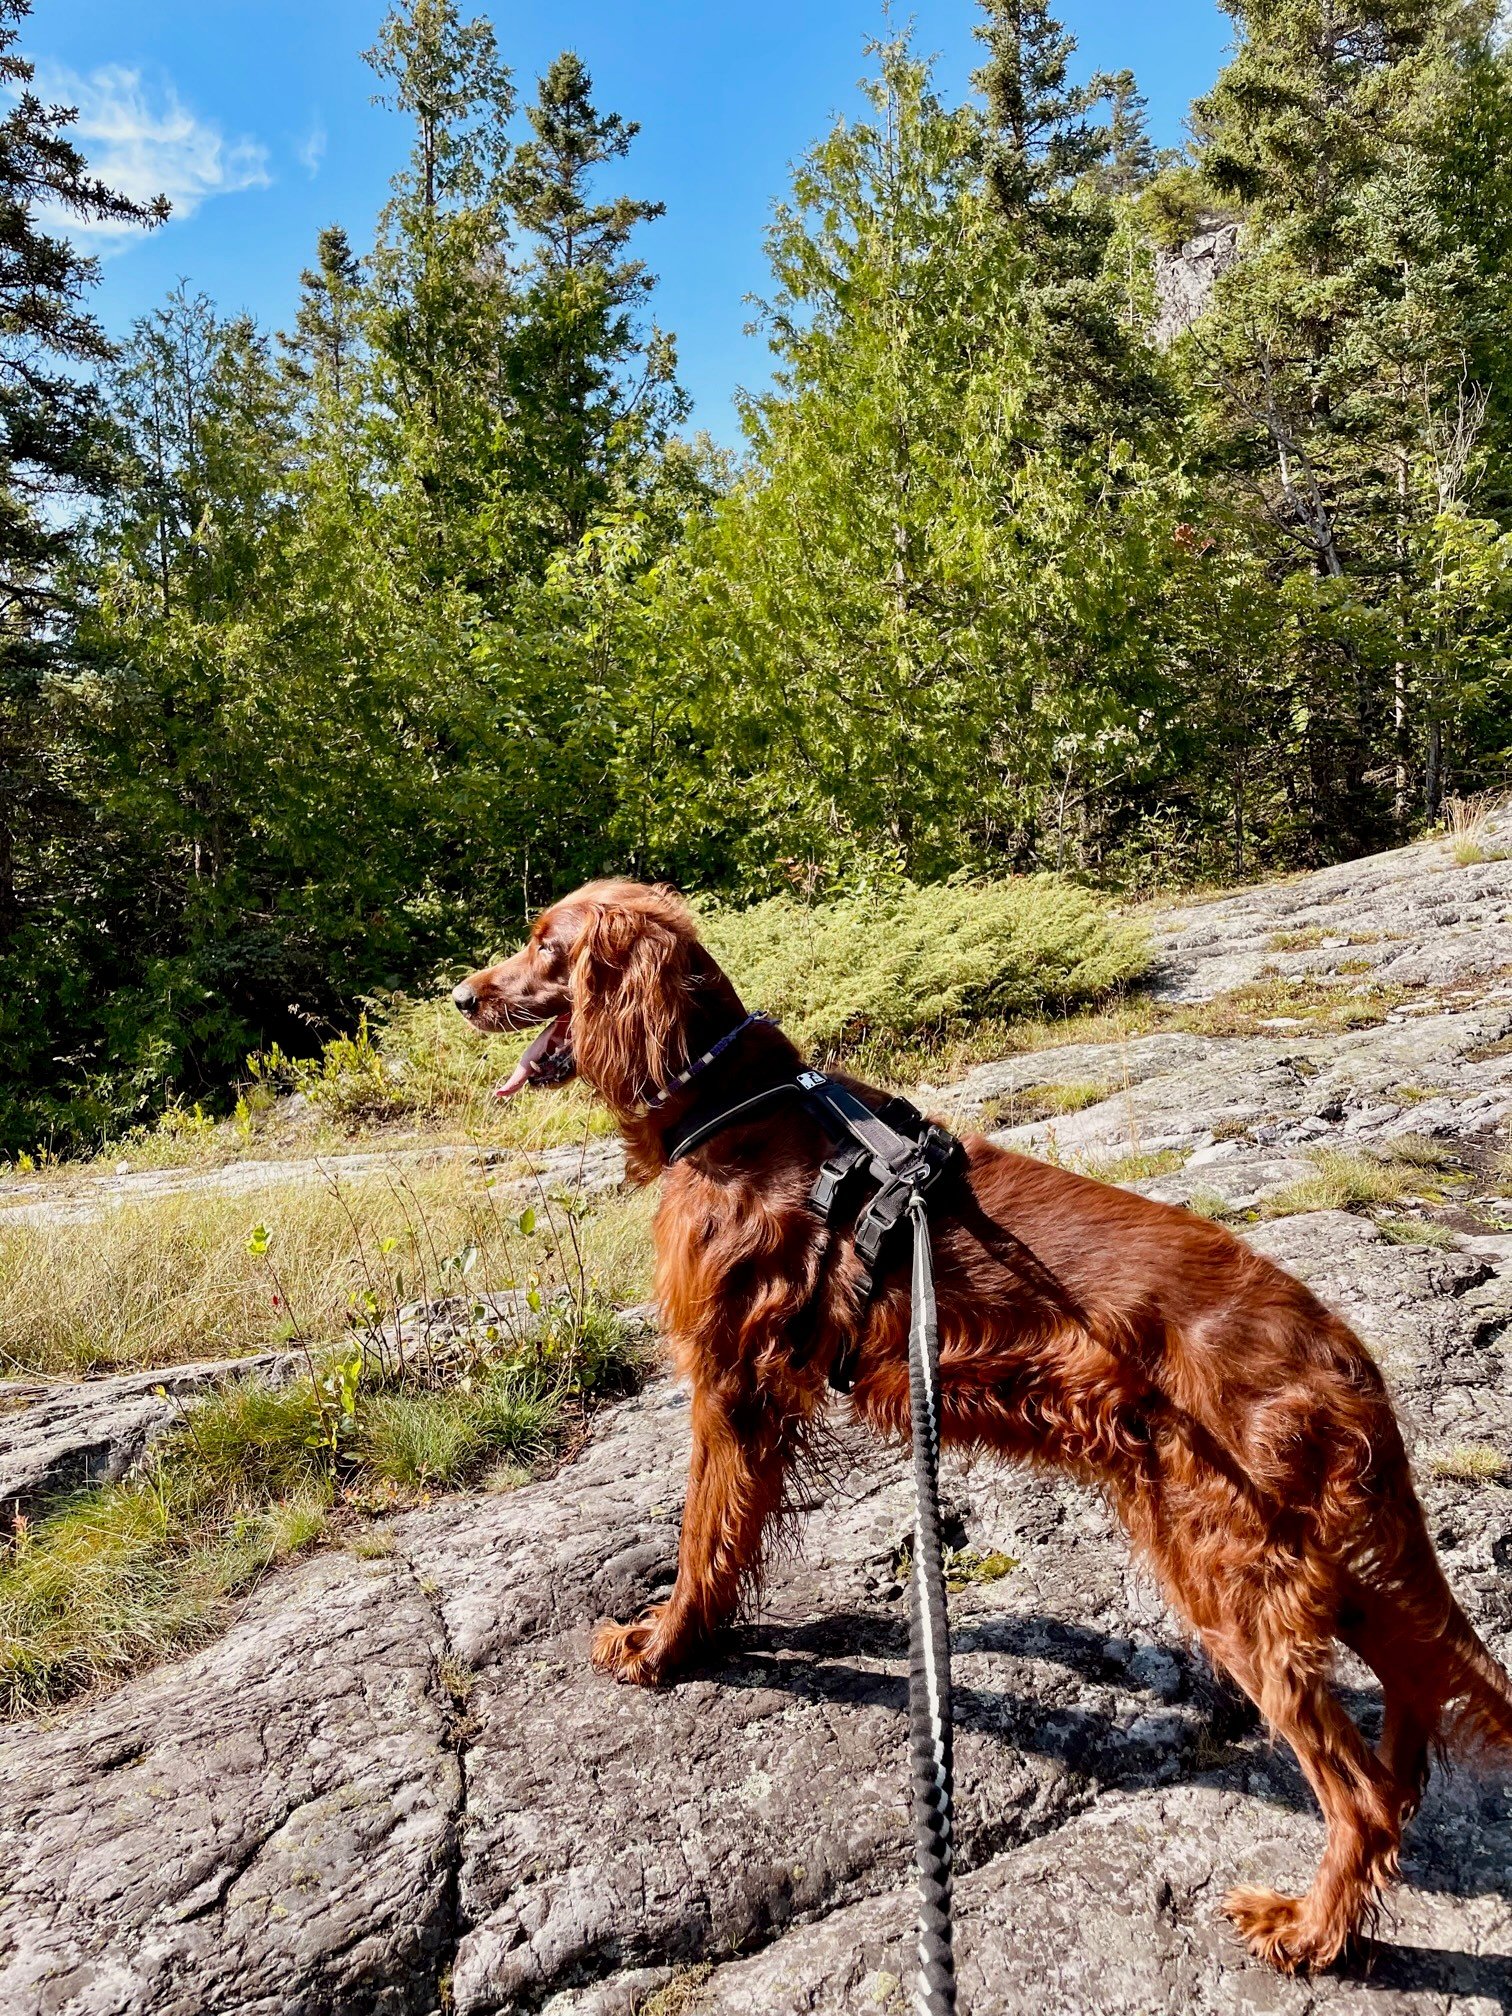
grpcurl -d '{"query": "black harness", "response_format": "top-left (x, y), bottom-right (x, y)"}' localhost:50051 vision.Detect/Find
top-left (668, 1070), bottom-right (961, 1300)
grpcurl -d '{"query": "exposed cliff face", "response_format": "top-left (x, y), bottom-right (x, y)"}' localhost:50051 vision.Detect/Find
top-left (3, 823), bottom-right (1511, 2016)
top-left (1153, 216), bottom-right (1241, 348)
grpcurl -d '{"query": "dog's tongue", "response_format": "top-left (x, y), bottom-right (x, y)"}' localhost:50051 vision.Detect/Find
top-left (493, 1017), bottom-right (567, 1100)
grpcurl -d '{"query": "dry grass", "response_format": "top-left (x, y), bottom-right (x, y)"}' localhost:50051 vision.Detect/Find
top-left (1079, 1147), bottom-right (1187, 1185)
top-left (638, 1967), bottom-right (714, 2016)
top-left (0, 1165), bottom-right (657, 1378)
top-left (1444, 793), bottom-right (1500, 867)
top-left (1428, 1445), bottom-right (1508, 1484)
top-left (1268, 927), bottom-right (1326, 952)
top-left (981, 1079), bottom-right (1112, 1129)
top-left (1253, 1147), bottom-right (1419, 1220)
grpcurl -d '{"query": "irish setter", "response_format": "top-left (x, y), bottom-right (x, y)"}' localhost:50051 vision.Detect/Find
top-left (453, 878), bottom-right (1512, 1975)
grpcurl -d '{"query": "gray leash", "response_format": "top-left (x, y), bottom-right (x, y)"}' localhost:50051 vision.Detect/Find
top-left (906, 1192), bottom-right (957, 2015)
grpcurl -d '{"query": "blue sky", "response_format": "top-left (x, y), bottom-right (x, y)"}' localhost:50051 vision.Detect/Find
top-left (35, 0), bottom-right (1232, 441)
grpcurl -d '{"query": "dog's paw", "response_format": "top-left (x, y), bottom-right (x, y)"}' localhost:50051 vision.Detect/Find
top-left (591, 1607), bottom-right (674, 1687)
top-left (1223, 1885), bottom-right (1348, 1974)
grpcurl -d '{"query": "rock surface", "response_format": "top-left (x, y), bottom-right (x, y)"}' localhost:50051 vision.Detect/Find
top-left (0, 1354), bottom-right (289, 1527)
top-left (0, 1136), bottom-right (625, 1229)
top-left (3, 827), bottom-right (1512, 2015)
top-left (1153, 215), bottom-right (1241, 347)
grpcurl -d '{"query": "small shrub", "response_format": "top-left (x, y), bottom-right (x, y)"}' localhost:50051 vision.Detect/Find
top-left (701, 877), bottom-right (1150, 1057)
top-left (246, 996), bottom-right (614, 1149)
top-left (944, 1547), bottom-right (1019, 1591)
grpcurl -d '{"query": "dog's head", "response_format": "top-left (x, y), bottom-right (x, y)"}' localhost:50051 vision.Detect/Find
top-left (452, 879), bottom-right (743, 1115)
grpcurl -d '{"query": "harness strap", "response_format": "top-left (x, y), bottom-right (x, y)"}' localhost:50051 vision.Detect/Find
top-left (665, 1081), bottom-right (806, 1162)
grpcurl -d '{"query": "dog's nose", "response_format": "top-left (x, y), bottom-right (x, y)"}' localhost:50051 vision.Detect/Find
top-left (452, 982), bottom-right (478, 1014)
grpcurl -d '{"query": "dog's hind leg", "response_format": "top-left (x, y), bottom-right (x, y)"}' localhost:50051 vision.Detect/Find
top-left (1338, 1587), bottom-right (1440, 1824)
top-left (1208, 1605), bottom-right (1404, 1974)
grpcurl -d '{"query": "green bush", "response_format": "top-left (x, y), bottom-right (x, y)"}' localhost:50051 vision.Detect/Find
top-left (701, 876), bottom-right (1149, 1056)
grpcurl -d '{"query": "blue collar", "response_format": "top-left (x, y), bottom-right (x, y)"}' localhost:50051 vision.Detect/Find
top-left (639, 1011), bottom-right (774, 1114)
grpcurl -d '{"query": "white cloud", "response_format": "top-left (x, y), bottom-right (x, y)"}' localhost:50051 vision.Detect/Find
top-left (295, 121), bottom-right (327, 179)
top-left (32, 62), bottom-right (271, 235)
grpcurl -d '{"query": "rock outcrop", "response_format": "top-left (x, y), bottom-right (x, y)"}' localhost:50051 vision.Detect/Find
top-left (1153, 215), bottom-right (1240, 348)
top-left (3, 823), bottom-right (1510, 2015)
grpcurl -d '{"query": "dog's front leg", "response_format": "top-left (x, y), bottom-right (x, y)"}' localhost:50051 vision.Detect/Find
top-left (592, 1381), bottom-right (789, 1686)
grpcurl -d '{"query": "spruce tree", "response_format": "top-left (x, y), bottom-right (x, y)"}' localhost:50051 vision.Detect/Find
top-left (504, 52), bottom-right (682, 545)
top-left (363, 0), bottom-right (515, 551)
top-left (973, 0), bottom-right (1169, 444)
top-left (1187, 0), bottom-right (1504, 845)
top-left (281, 225), bottom-right (364, 413)
top-left (0, 0), bottom-right (163, 1148)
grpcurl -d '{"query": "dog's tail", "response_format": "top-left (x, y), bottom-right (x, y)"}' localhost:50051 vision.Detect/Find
top-left (1440, 1595), bottom-right (1512, 1758)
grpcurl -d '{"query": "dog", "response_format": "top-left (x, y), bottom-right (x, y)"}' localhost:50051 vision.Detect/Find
top-left (453, 876), bottom-right (1512, 1974)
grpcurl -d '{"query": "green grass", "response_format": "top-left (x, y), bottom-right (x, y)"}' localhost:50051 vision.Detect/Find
top-left (1385, 1131), bottom-right (1459, 1170)
top-left (982, 1080), bottom-right (1111, 1129)
top-left (0, 1314), bottom-right (643, 1717)
top-left (1376, 1215), bottom-right (1455, 1248)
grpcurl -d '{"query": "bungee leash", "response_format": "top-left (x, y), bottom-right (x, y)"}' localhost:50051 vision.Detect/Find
top-left (905, 1188), bottom-right (957, 2016)
top-left (669, 1064), bottom-right (963, 2014)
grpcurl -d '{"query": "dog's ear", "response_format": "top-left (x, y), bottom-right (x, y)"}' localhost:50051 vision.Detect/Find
top-left (569, 898), bottom-right (692, 1111)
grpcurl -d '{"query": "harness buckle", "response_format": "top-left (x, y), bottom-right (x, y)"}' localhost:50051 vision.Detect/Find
top-left (808, 1142), bottom-right (871, 1222)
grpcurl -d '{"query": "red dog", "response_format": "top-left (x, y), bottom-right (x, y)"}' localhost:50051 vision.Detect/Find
top-left (454, 878), bottom-right (1512, 1975)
